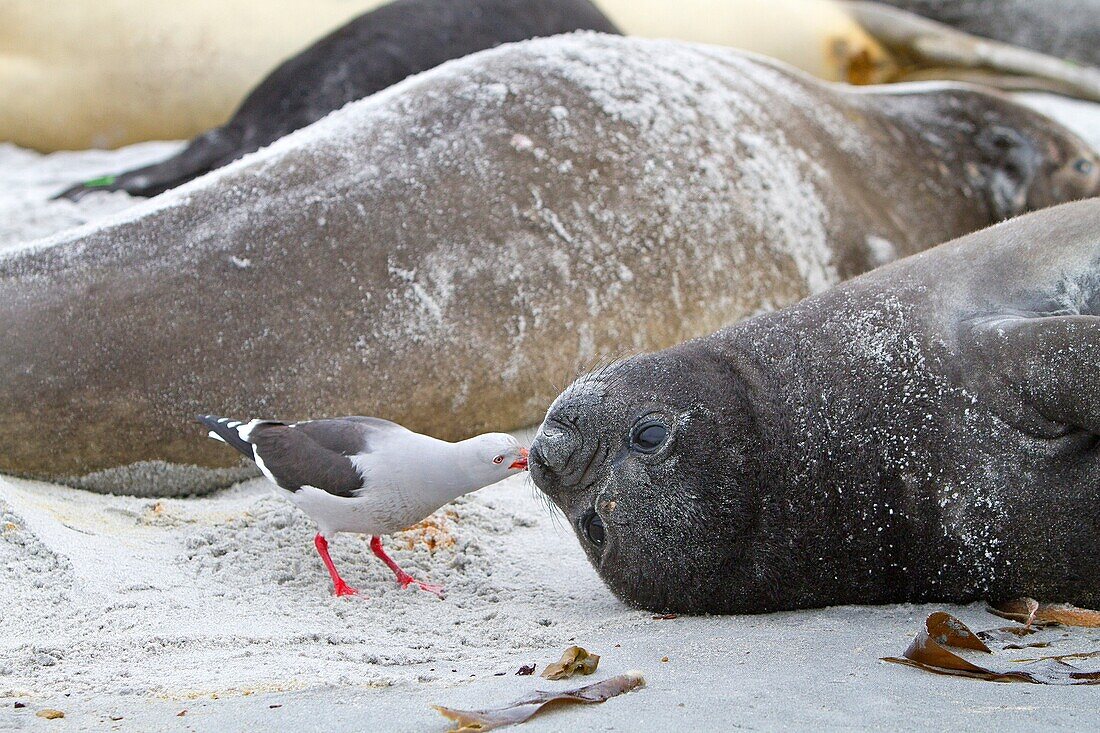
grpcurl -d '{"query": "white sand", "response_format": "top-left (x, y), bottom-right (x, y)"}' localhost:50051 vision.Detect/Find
top-left (0, 141), bottom-right (181, 254)
top-left (0, 451), bottom-right (620, 699)
top-left (6, 468), bottom-right (1100, 732)
top-left (3, 94), bottom-right (1100, 730)
top-left (1016, 93), bottom-right (1100, 151)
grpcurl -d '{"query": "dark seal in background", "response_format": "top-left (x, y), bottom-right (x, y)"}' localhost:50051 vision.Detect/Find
top-left (57, 0), bottom-right (619, 199)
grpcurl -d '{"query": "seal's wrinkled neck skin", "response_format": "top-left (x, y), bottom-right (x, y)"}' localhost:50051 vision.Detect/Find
top-left (530, 345), bottom-right (766, 613)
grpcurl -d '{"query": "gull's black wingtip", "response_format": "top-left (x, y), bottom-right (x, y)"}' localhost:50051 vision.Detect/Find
top-left (196, 414), bottom-right (256, 461)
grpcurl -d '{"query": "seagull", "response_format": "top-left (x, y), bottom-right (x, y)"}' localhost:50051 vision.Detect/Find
top-left (197, 414), bottom-right (528, 598)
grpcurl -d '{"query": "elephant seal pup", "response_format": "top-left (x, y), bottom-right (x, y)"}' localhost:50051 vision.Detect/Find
top-left (1, 34), bottom-right (1097, 496)
top-left (530, 199), bottom-right (1100, 614)
top-left (875, 0), bottom-right (1100, 68)
top-left (57, 0), bottom-right (618, 199)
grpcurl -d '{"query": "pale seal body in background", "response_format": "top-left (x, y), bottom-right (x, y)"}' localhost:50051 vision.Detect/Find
top-left (597, 0), bottom-right (893, 82)
top-left (0, 0), bottom-right (383, 151)
top-left (0, 0), bottom-right (891, 152)
top-left (531, 200), bottom-right (1100, 614)
top-left (8, 0), bottom-right (1089, 153)
top-left (1, 35), bottom-right (1096, 495)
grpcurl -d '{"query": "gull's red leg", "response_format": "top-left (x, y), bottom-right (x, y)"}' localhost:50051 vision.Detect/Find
top-left (370, 536), bottom-right (445, 599)
top-left (314, 533), bottom-right (358, 597)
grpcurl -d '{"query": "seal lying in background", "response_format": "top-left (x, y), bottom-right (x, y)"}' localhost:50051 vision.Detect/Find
top-left (531, 199), bottom-right (1100, 614)
top-left (0, 0), bottom-right (888, 152)
top-left (60, 0), bottom-right (893, 198)
top-left (1, 34), bottom-right (1097, 496)
top-left (609, 0), bottom-right (1100, 98)
top-left (16, 0), bottom-right (1092, 157)
top-left (844, 2), bottom-right (1100, 102)
top-left (57, 0), bottom-right (618, 199)
top-left (875, 0), bottom-right (1100, 68)
top-left (60, 0), bottom-right (920, 199)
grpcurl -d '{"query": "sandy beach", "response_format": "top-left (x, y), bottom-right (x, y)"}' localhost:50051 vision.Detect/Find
top-left (3, 91), bottom-right (1100, 730)
top-left (6, 467), bottom-right (1100, 731)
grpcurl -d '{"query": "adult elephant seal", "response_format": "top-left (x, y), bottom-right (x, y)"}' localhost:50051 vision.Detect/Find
top-left (531, 199), bottom-right (1100, 614)
top-left (874, 0), bottom-right (1100, 68)
top-left (1, 34), bottom-right (1097, 496)
top-left (57, 0), bottom-right (619, 199)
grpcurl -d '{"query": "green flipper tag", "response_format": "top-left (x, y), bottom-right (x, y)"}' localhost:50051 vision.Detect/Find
top-left (83, 175), bottom-right (117, 188)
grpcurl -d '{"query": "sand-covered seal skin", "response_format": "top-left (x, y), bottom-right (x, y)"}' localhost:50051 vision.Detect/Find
top-left (57, 0), bottom-right (619, 200)
top-left (2, 35), bottom-right (1098, 496)
top-left (876, 0), bottom-right (1100, 68)
top-left (532, 199), bottom-right (1100, 615)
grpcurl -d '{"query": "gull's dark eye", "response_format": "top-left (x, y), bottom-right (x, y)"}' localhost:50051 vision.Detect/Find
top-left (1075, 159), bottom-right (1094, 175)
top-left (493, 455), bottom-right (504, 464)
top-left (630, 422), bottom-right (668, 453)
top-left (582, 510), bottom-right (605, 547)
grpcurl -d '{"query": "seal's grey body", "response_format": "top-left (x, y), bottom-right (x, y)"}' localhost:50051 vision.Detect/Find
top-left (1, 35), bottom-right (1097, 496)
top-left (877, 0), bottom-right (1100, 68)
top-left (531, 199), bottom-right (1100, 614)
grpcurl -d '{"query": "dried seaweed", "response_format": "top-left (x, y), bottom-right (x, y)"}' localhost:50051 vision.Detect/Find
top-left (1011, 650), bottom-right (1100, 664)
top-left (990, 598), bottom-right (1100, 628)
top-left (977, 624), bottom-right (1061, 650)
top-left (884, 612), bottom-right (1100, 684)
top-left (433, 671), bottom-right (644, 732)
top-left (541, 646), bottom-right (599, 680)
top-left (989, 598), bottom-right (1042, 627)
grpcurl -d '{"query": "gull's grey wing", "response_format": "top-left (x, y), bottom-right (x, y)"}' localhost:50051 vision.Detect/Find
top-left (290, 416), bottom-right (407, 456)
top-left (249, 417), bottom-right (405, 497)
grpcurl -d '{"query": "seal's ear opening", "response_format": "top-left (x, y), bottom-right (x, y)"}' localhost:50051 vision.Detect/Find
top-left (974, 126), bottom-right (1039, 221)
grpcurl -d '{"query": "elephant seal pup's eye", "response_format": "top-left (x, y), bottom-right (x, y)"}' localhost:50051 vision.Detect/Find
top-left (1075, 158), bottom-right (1094, 175)
top-left (582, 510), bottom-right (605, 547)
top-left (630, 422), bottom-right (668, 454)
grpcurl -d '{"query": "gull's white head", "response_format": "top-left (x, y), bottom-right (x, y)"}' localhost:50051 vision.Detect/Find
top-left (462, 432), bottom-right (529, 485)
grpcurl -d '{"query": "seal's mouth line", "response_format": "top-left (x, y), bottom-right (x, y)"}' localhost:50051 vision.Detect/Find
top-left (573, 441), bottom-right (607, 495)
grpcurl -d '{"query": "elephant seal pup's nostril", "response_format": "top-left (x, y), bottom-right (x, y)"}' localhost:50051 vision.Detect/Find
top-left (531, 424), bottom-right (578, 474)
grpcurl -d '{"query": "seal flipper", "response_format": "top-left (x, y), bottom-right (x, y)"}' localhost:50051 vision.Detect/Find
top-left (966, 315), bottom-right (1100, 437)
top-left (54, 126), bottom-right (241, 201)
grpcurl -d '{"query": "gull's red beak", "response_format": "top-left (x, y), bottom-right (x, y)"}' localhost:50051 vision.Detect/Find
top-left (509, 447), bottom-right (529, 471)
